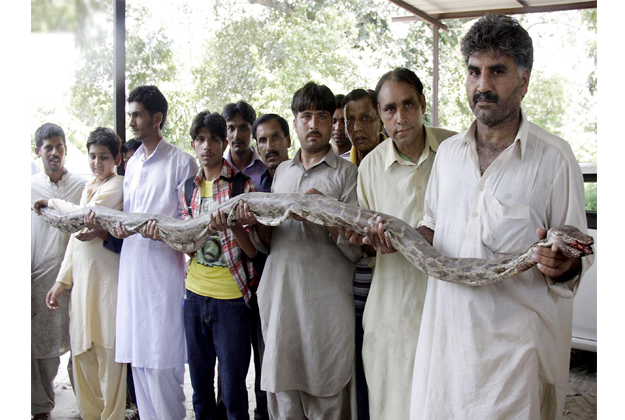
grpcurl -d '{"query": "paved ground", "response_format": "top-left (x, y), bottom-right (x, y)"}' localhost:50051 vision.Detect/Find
top-left (563, 350), bottom-right (597, 420)
top-left (46, 349), bottom-right (597, 419)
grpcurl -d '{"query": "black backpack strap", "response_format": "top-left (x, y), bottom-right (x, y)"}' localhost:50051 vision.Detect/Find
top-left (219, 171), bottom-right (249, 197)
top-left (184, 176), bottom-right (195, 211)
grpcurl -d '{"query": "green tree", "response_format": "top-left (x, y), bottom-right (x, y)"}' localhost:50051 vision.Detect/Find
top-left (33, 1), bottom-right (596, 162)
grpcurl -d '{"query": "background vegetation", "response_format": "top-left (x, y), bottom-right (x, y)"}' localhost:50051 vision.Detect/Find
top-left (31, 0), bottom-right (597, 164)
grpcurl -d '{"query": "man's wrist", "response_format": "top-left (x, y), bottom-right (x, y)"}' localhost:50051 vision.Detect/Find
top-left (550, 257), bottom-right (582, 283)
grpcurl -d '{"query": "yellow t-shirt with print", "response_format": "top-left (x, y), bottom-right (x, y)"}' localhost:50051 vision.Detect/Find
top-left (185, 180), bottom-right (242, 299)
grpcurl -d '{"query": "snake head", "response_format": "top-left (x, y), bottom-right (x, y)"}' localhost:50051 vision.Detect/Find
top-left (547, 225), bottom-right (594, 258)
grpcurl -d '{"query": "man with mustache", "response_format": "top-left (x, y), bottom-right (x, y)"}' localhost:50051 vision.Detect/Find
top-left (252, 113), bottom-right (292, 193)
top-left (408, 15), bottom-right (592, 419)
top-left (331, 93), bottom-right (352, 159)
top-left (31, 123), bottom-right (86, 420)
top-left (223, 101), bottom-right (267, 188)
top-left (347, 68), bottom-right (456, 420)
top-left (244, 82), bottom-right (361, 418)
top-left (113, 85), bottom-right (198, 420)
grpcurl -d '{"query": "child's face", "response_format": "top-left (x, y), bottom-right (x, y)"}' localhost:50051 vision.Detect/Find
top-left (88, 144), bottom-right (118, 180)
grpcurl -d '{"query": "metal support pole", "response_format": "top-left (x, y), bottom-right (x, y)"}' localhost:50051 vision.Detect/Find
top-left (432, 24), bottom-right (439, 127)
top-left (114, 0), bottom-right (126, 142)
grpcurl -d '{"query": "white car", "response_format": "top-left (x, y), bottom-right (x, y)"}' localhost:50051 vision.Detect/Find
top-left (571, 162), bottom-right (597, 352)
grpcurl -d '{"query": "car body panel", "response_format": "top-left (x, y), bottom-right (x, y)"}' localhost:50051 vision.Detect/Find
top-left (571, 162), bottom-right (597, 352)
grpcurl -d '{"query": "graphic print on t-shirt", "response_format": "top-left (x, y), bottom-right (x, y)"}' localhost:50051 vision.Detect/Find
top-left (195, 194), bottom-right (227, 268)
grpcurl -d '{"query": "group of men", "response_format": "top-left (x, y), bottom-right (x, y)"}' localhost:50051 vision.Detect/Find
top-left (31, 14), bottom-right (592, 420)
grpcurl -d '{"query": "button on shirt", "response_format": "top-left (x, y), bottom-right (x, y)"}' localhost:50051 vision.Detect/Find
top-left (411, 112), bottom-right (593, 420)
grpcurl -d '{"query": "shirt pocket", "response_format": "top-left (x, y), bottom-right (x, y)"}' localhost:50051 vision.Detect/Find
top-left (481, 194), bottom-right (530, 255)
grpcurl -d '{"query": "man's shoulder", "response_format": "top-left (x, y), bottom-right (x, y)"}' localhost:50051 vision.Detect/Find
top-left (65, 171), bottom-right (88, 187)
top-left (427, 126), bottom-right (459, 149)
top-left (526, 121), bottom-right (576, 160)
top-left (434, 128), bottom-right (468, 154)
top-left (333, 151), bottom-right (358, 174)
top-left (274, 158), bottom-right (293, 176)
top-left (429, 126), bottom-right (458, 140)
top-left (164, 140), bottom-right (195, 160)
top-left (105, 174), bottom-right (124, 189)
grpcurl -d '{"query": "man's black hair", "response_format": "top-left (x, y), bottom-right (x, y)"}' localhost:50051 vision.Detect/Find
top-left (35, 123), bottom-right (66, 149)
top-left (335, 94), bottom-right (345, 110)
top-left (189, 110), bottom-right (227, 143)
top-left (291, 82), bottom-right (336, 117)
top-left (121, 139), bottom-right (141, 154)
top-left (461, 14), bottom-right (533, 74)
top-left (374, 68), bottom-right (424, 102)
top-left (252, 113), bottom-right (290, 140)
top-left (343, 89), bottom-right (378, 112)
top-left (127, 85), bottom-right (168, 130)
top-left (86, 127), bottom-right (122, 157)
top-left (221, 101), bottom-right (257, 125)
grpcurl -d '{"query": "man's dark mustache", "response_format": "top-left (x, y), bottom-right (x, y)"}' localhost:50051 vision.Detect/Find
top-left (473, 91), bottom-right (498, 103)
top-left (265, 150), bottom-right (279, 159)
top-left (307, 130), bottom-right (322, 138)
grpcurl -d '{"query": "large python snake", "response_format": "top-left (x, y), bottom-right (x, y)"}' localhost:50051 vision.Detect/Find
top-left (38, 192), bottom-right (594, 286)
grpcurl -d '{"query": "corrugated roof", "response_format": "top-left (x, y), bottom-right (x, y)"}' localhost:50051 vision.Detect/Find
top-left (389, 0), bottom-right (596, 28)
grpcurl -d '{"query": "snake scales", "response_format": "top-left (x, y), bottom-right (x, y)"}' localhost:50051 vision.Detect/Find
top-left (38, 192), bottom-right (594, 286)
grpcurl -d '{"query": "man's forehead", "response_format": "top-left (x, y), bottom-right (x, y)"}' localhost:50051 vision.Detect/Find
top-left (127, 101), bottom-right (146, 112)
top-left (378, 83), bottom-right (420, 105)
top-left (41, 136), bottom-right (65, 146)
top-left (345, 97), bottom-right (377, 115)
top-left (257, 120), bottom-right (284, 136)
top-left (468, 50), bottom-right (515, 66)
top-left (226, 114), bottom-right (250, 125)
top-left (298, 109), bottom-right (331, 116)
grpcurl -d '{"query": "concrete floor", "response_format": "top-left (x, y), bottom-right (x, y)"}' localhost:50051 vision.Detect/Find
top-left (44, 350), bottom-right (597, 419)
top-left (47, 352), bottom-right (258, 420)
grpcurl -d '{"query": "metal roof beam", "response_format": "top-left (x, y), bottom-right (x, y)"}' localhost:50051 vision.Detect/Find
top-left (431, 1), bottom-right (597, 20)
top-left (388, 0), bottom-right (448, 30)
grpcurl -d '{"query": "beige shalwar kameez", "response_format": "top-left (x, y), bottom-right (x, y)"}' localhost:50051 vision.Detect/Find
top-left (356, 127), bottom-right (456, 420)
top-left (50, 174), bottom-right (126, 420)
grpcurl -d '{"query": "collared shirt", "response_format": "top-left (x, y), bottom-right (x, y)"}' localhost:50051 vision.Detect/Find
top-left (31, 170), bottom-right (86, 359)
top-left (180, 159), bottom-right (256, 304)
top-left (357, 126), bottom-right (456, 420)
top-left (257, 147), bottom-right (361, 396)
top-left (116, 139), bottom-right (198, 369)
top-left (348, 132), bottom-right (387, 166)
top-left (258, 167), bottom-right (273, 193)
top-left (225, 146), bottom-right (267, 188)
top-left (411, 112), bottom-right (592, 419)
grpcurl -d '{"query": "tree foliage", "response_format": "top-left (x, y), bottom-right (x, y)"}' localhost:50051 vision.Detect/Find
top-left (32, 0), bottom-right (596, 162)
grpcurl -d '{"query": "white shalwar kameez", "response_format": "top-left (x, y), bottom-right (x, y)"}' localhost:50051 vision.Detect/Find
top-left (410, 113), bottom-right (594, 420)
top-left (115, 139), bottom-right (197, 420)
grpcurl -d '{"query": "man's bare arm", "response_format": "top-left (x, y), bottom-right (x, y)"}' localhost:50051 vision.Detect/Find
top-left (416, 226), bottom-right (434, 246)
